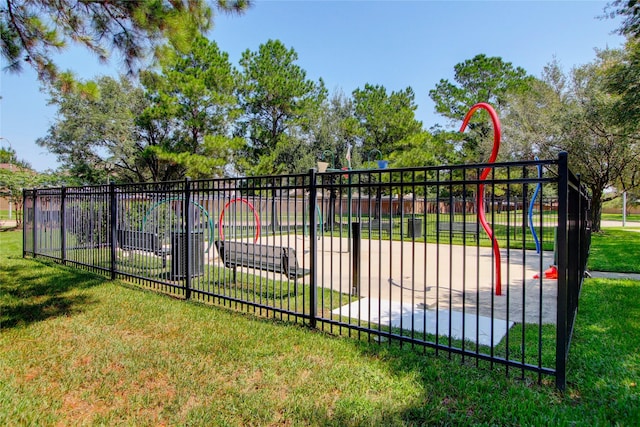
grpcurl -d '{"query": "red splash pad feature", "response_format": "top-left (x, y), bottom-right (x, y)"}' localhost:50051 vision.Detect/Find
top-left (534, 265), bottom-right (558, 280)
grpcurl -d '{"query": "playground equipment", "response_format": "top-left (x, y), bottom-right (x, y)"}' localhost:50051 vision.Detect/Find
top-left (534, 265), bottom-right (558, 280)
top-left (459, 102), bottom-right (502, 296)
top-left (302, 204), bottom-right (323, 239)
top-left (218, 197), bottom-right (261, 243)
top-left (317, 148), bottom-right (390, 252)
top-left (528, 157), bottom-right (543, 254)
top-left (528, 158), bottom-right (559, 280)
top-left (141, 196), bottom-right (216, 252)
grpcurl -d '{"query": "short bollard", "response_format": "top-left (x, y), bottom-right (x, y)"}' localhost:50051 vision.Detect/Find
top-left (351, 222), bottom-right (360, 296)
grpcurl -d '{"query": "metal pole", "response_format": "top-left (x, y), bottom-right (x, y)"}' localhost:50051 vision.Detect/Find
top-left (32, 188), bottom-right (37, 257)
top-left (22, 188), bottom-right (26, 258)
top-left (60, 186), bottom-right (66, 265)
top-left (185, 178), bottom-right (192, 300)
top-left (271, 182), bottom-right (278, 234)
top-left (309, 168), bottom-right (318, 328)
top-left (347, 172), bottom-right (352, 253)
top-left (110, 182), bottom-right (117, 280)
top-left (351, 222), bottom-right (361, 296)
top-left (556, 152), bottom-right (569, 391)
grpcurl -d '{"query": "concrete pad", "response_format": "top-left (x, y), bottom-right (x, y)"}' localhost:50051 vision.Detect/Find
top-left (212, 234), bottom-right (559, 325)
top-left (312, 236), bottom-right (558, 325)
top-left (332, 297), bottom-right (514, 348)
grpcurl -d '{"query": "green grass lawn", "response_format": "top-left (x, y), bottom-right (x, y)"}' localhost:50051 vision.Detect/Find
top-left (2, 230), bottom-right (639, 425)
top-left (0, 209), bottom-right (17, 222)
top-left (588, 228), bottom-right (640, 273)
top-left (602, 213), bottom-right (640, 223)
top-left (324, 220), bottom-right (556, 252)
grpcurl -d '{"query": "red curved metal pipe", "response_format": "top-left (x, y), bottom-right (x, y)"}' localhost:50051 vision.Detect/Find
top-left (459, 102), bottom-right (502, 296)
top-left (218, 197), bottom-right (261, 243)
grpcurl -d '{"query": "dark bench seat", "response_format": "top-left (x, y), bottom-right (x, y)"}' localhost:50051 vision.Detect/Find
top-left (215, 240), bottom-right (310, 282)
top-left (437, 222), bottom-right (480, 241)
top-left (117, 229), bottom-right (169, 266)
top-left (366, 219), bottom-right (393, 235)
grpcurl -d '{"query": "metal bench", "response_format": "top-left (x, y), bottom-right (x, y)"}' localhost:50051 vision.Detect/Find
top-left (117, 229), bottom-right (169, 267)
top-left (437, 221), bottom-right (480, 241)
top-left (366, 219), bottom-right (393, 235)
top-left (215, 240), bottom-right (310, 283)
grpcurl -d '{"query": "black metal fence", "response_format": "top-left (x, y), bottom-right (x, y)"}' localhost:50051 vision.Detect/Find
top-left (23, 152), bottom-right (590, 390)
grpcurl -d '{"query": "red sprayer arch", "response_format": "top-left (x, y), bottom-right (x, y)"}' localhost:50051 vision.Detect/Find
top-left (459, 103), bottom-right (503, 296)
top-left (218, 198), bottom-right (261, 243)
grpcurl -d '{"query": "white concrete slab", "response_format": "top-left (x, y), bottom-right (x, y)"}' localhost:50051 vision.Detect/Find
top-left (332, 297), bottom-right (514, 348)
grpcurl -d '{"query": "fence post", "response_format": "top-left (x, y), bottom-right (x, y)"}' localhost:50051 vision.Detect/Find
top-left (22, 189), bottom-right (26, 258)
top-left (32, 188), bottom-right (38, 257)
top-left (185, 178), bottom-right (192, 300)
top-left (110, 182), bottom-right (117, 280)
top-left (579, 174), bottom-right (587, 269)
top-left (308, 168), bottom-right (318, 328)
top-left (60, 186), bottom-right (66, 264)
top-left (556, 151), bottom-right (569, 391)
top-left (577, 173), bottom-right (583, 279)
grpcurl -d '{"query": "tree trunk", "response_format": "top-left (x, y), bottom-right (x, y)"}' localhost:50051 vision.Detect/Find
top-left (590, 187), bottom-right (603, 232)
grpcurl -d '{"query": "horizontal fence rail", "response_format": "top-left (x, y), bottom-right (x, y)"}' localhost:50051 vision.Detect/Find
top-left (23, 152), bottom-right (590, 390)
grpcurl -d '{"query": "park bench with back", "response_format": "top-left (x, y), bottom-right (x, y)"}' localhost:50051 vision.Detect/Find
top-left (437, 221), bottom-right (480, 241)
top-left (117, 229), bottom-right (169, 267)
top-left (215, 240), bottom-right (310, 285)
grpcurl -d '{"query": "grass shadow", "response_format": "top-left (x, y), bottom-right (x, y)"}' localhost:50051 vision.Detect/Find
top-left (0, 258), bottom-right (105, 329)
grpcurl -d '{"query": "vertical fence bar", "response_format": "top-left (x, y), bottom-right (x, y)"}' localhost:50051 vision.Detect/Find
top-left (571, 174), bottom-right (582, 318)
top-left (185, 178), bottom-right (192, 300)
top-left (32, 188), bottom-right (38, 257)
top-left (578, 174), bottom-right (583, 273)
top-left (110, 182), bottom-right (117, 280)
top-left (60, 186), bottom-right (66, 264)
top-left (556, 151), bottom-right (569, 391)
top-left (22, 189), bottom-right (27, 257)
top-left (567, 173), bottom-right (580, 337)
top-left (271, 182), bottom-right (278, 234)
top-left (309, 168), bottom-right (318, 328)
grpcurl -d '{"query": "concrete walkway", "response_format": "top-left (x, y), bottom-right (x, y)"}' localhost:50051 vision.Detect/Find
top-left (600, 220), bottom-right (640, 229)
top-left (588, 271), bottom-right (640, 280)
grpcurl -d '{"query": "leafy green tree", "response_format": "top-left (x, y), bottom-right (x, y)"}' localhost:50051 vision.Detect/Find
top-left (501, 59), bottom-right (567, 161)
top-left (429, 54), bottom-right (534, 162)
top-left (0, 166), bottom-right (33, 226)
top-left (308, 91), bottom-right (358, 170)
top-left (140, 36), bottom-right (243, 179)
top-left (0, 166), bottom-right (75, 226)
top-left (605, 39), bottom-right (640, 133)
top-left (0, 145), bottom-right (30, 168)
top-left (352, 84), bottom-right (423, 158)
top-left (303, 92), bottom-right (360, 226)
top-left (0, 0), bottom-right (250, 83)
top-left (606, 0), bottom-right (640, 38)
top-left (528, 51), bottom-right (640, 232)
top-left (237, 39), bottom-right (327, 175)
top-left (36, 75), bottom-right (173, 184)
top-left (389, 130), bottom-right (458, 169)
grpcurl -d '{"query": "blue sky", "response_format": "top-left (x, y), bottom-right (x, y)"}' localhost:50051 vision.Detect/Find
top-left (0, 0), bottom-right (625, 172)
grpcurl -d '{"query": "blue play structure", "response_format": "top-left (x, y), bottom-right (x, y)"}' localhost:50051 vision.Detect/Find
top-left (528, 157), bottom-right (542, 253)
